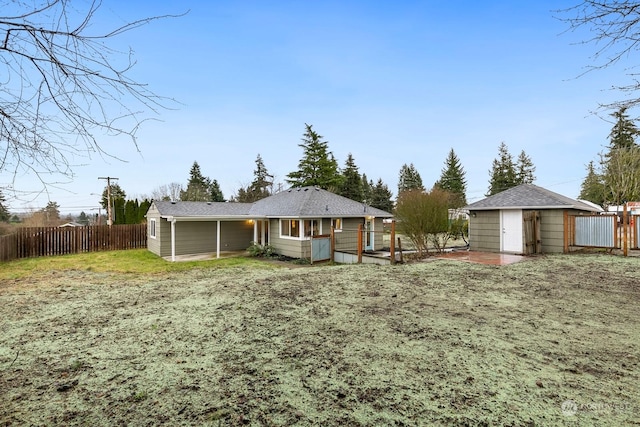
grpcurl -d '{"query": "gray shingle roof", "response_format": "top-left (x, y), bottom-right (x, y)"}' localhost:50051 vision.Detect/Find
top-left (465, 184), bottom-right (601, 212)
top-left (152, 187), bottom-right (393, 218)
top-left (153, 201), bottom-right (253, 217)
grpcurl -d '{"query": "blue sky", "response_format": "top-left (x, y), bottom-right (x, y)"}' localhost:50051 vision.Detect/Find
top-left (5, 1), bottom-right (632, 215)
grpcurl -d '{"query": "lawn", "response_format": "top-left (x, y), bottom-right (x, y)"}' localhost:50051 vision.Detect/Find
top-left (0, 252), bottom-right (638, 426)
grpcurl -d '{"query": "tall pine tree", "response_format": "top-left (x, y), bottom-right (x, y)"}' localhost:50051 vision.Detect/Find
top-left (487, 142), bottom-right (517, 196)
top-left (370, 178), bottom-right (394, 212)
top-left (181, 162), bottom-right (210, 201)
top-left (578, 160), bottom-right (606, 206)
top-left (286, 124), bottom-right (342, 191)
top-left (515, 150), bottom-right (536, 185)
top-left (608, 106), bottom-right (639, 151)
top-left (433, 148), bottom-right (467, 207)
top-left (339, 153), bottom-right (363, 201)
top-left (397, 163), bottom-right (424, 195)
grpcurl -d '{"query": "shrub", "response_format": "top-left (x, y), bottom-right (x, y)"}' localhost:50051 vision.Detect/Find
top-left (247, 242), bottom-right (276, 258)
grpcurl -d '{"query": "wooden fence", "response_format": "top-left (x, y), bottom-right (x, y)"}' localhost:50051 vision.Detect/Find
top-left (0, 224), bottom-right (147, 262)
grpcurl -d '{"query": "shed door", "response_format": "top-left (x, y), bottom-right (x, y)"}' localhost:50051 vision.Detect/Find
top-left (501, 210), bottom-right (523, 253)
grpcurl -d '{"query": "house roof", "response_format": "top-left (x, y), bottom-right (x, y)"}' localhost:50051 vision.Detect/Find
top-left (465, 184), bottom-right (602, 212)
top-left (152, 201), bottom-right (253, 219)
top-left (151, 186), bottom-right (393, 220)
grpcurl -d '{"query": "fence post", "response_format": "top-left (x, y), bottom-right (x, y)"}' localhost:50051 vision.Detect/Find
top-left (330, 226), bottom-right (335, 262)
top-left (357, 223), bottom-right (363, 264)
top-left (563, 210), bottom-right (569, 253)
top-left (390, 220), bottom-right (396, 264)
top-left (623, 203), bottom-right (628, 257)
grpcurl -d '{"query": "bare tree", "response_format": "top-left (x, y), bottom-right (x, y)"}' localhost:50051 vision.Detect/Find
top-left (0, 1), bottom-right (182, 197)
top-left (150, 182), bottom-right (183, 201)
top-left (560, 1), bottom-right (640, 108)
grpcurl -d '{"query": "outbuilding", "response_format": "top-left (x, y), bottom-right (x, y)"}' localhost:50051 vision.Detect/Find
top-left (465, 184), bottom-right (602, 254)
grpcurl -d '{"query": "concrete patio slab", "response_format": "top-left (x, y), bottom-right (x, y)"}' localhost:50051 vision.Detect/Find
top-left (434, 251), bottom-right (526, 265)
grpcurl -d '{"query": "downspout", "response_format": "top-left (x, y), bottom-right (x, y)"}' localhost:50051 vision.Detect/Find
top-left (216, 220), bottom-right (221, 259)
top-left (171, 218), bottom-right (176, 262)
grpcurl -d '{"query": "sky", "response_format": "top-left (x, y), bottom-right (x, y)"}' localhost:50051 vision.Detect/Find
top-left (3, 0), bottom-right (634, 216)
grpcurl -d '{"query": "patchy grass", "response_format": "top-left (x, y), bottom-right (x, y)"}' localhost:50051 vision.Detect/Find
top-left (0, 249), bottom-right (277, 281)
top-left (0, 253), bottom-right (638, 425)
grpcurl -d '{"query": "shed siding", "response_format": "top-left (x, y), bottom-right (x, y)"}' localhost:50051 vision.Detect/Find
top-left (539, 210), bottom-right (565, 253)
top-left (469, 211), bottom-right (500, 252)
top-left (146, 205), bottom-right (162, 256)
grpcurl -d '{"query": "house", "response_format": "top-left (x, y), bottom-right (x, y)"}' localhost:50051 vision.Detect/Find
top-left (465, 184), bottom-right (602, 254)
top-left (146, 186), bottom-right (393, 261)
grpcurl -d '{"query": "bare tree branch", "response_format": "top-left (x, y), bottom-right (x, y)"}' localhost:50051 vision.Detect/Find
top-left (0, 0), bottom-right (186, 199)
top-left (558, 1), bottom-right (640, 110)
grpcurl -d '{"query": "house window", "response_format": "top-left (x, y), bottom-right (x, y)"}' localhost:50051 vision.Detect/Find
top-left (280, 219), bottom-right (321, 239)
top-left (304, 219), bottom-right (321, 237)
top-left (149, 219), bottom-right (157, 239)
top-left (280, 219), bottom-right (300, 238)
top-left (331, 218), bottom-right (342, 231)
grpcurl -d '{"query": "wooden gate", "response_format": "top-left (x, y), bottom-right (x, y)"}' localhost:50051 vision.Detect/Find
top-left (310, 235), bottom-right (331, 263)
top-left (523, 211), bottom-right (541, 255)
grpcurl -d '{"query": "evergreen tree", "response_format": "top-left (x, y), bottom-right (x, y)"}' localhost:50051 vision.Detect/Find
top-left (40, 201), bottom-right (61, 226)
top-left (339, 153), bottom-right (363, 201)
top-left (77, 211), bottom-right (90, 226)
top-left (139, 199), bottom-right (152, 223)
top-left (181, 161), bottom-right (211, 201)
top-left (578, 160), bottom-right (606, 206)
top-left (112, 197), bottom-right (126, 224)
top-left (515, 150), bottom-right (536, 185)
top-left (487, 142), bottom-right (517, 196)
top-left (361, 174), bottom-right (373, 204)
top-left (100, 183), bottom-right (126, 210)
top-left (236, 154), bottom-right (272, 202)
top-left (286, 124), bottom-right (342, 190)
top-left (600, 108), bottom-right (640, 205)
top-left (0, 190), bottom-right (9, 222)
top-left (433, 148), bottom-right (467, 207)
top-left (124, 199), bottom-right (139, 224)
top-left (370, 178), bottom-right (394, 212)
top-left (608, 106), bottom-right (639, 151)
top-left (249, 154), bottom-right (272, 200)
top-left (208, 179), bottom-right (225, 202)
top-left (397, 163), bottom-right (424, 195)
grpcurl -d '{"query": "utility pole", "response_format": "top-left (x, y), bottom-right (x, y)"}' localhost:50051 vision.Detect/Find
top-left (98, 176), bottom-right (119, 226)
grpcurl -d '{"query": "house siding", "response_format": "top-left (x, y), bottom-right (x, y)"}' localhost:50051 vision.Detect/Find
top-left (268, 219), bottom-right (304, 258)
top-left (173, 221), bottom-right (217, 256)
top-left (469, 210), bottom-right (500, 252)
top-left (220, 221), bottom-right (254, 251)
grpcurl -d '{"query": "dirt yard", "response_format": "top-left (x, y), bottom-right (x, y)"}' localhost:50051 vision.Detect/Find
top-left (1, 254), bottom-right (638, 426)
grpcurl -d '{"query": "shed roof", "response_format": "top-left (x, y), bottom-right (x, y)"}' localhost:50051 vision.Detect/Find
top-left (151, 186), bottom-right (393, 219)
top-left (465, 184), bottom-right (601, 212)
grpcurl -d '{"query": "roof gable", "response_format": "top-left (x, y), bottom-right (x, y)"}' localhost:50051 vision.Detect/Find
top-left (465, 184), bottom-right (601, 212)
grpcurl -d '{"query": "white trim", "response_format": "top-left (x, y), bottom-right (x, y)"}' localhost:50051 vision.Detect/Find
top-left (216, 220), bottom-right (221, 259)
top-left (170, 219), bottom-right (176, 262)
